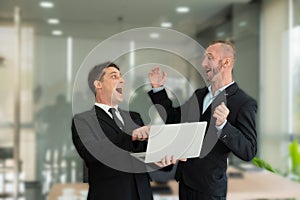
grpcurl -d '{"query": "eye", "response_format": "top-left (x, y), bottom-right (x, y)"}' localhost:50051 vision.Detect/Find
top-left (203, 54), bottom-right (214, 61)
top-left (111, 75), bottom-right (117, 79)
top-left (208, 55), bottom-right (214, 60)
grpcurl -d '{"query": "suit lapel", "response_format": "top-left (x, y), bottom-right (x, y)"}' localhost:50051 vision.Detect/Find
top-left (178, 87), bottom-right (208, 123)
top-left (94, 106), bottom-right (123, 133)
top-left (199, 88), bottom-right (209, 112)
top-left (195, 87), bottom-right (209, 118)
top-left (205, 82), bottom-right (238, 113)
top-left (119, 109), bottom-right (131, 133)
top-left (224, 82), bottom-right (238, 99)
top-left (119, 109), bottom-right (141, 133)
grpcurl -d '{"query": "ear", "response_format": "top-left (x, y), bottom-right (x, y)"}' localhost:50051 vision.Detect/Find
top-left (93, 80), bottom-right (102, 90)
top-left (223, 58), bottom-right (231, 68)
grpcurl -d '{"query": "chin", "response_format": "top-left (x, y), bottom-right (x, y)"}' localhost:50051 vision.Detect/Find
top-left (112, 92), bottom-right (123, 104)
top-left (117, 99), bottom-right (123, 104)
top-left (114, 97), bottom-right (123, 105)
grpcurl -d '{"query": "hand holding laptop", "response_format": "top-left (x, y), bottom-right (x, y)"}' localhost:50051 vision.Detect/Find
top-left (154, 155), bottom-right (187, 168)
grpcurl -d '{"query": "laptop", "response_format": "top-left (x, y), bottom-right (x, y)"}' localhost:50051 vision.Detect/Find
top-left (130, 122), bottom-right (207, 163)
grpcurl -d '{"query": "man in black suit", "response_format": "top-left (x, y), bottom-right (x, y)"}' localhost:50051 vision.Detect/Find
top-left (148, 40), bottom-right (257, 200)
top-left (72, 62), bottom-right (160, 200)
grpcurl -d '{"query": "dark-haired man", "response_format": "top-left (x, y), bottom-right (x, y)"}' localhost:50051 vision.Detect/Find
top-left (72, 62), bottom-right (156, 200)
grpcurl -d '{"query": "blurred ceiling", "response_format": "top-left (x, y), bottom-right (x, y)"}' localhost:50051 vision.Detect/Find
top-left (0, 0), bottom-right (251, 39)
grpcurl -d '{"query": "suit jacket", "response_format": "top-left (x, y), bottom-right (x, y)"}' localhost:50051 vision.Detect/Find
top-left (72, 106), bottom-right (153, 200)
top-left (148, 83), bottom-right (257, 196)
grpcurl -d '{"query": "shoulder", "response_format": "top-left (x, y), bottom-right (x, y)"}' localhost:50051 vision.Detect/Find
top-left (127, 110), bottom-right (142, 120)
top-left (230, 86), bottom-right (257, 110)
top-left (195, 87), bottom-right (207, 94)
top-left (118, 108), bottom-right (141, 118)
top-left (129, 110), bottom-right (140, 117)
top-left (73, 109), bottom-right (95, 121)
top-left (236, 88), bottom-right (256, 104)
top-left (194, 87), bottom-right (208, 98)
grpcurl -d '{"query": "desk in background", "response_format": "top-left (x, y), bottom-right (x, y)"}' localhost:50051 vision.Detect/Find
top-left (227, 166), bottom-right (300, 199)
top-left (47, 183), bottom-right (88, 200)
top-left (48, 166), bottom-right (300, 200)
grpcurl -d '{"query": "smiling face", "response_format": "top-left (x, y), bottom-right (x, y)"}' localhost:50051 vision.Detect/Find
top-left (94, 66), bottom-right (124, 106)
top-left (201, 42), bottom-right (234, 87)
top-left (202, 43), bottom-right (223, 83)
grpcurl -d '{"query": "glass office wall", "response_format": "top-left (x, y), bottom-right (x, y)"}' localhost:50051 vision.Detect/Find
top-left (0, 8), bottom-right (34, 199)
top-left (33, 36), bottom-right (101, 199)
top-left (259, 0), bottom-right (300, 173)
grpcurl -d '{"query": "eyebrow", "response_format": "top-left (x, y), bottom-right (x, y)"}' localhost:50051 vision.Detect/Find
top-left (204, 52), bottom-right (213, 57)
top-left (109, 71), bottom-right (117, 74)
top-left (108, 71), bottom-right (122, 76)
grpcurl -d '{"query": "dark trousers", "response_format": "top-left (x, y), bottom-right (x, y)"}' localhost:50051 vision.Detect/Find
top-left (179, 182), bottom-right (226, 200)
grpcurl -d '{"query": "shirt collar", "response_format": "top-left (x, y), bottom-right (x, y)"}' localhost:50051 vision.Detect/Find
top-left (95, 103), bottom-right (119, 113)
top-left (208, 81), bottom-right (235, 98)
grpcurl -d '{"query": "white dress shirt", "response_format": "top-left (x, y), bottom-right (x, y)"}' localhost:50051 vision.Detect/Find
top-left (203, 81), bottom-right (235, 131)
top-left (95, 103), bottom-right (124, 125)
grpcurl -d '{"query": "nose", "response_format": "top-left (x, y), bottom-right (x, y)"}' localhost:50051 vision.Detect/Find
top-left (202, 56), bottom-right (208, 67)
top-left (120, 76), bottom-right (125, 83)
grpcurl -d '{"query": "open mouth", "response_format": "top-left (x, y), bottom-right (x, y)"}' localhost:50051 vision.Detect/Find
top-left (116, 88), bottom-right (123, 94)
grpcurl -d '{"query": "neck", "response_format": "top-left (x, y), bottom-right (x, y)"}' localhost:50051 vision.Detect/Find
top-left (210, 76), bottom-right (232, 96)
top-left (95, 94), bottom-right (116, 107)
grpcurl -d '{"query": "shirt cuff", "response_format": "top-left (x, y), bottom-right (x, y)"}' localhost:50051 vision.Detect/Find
top-left (216, 120), bottom-right (227, 131)
top-left (152, 87), bottom-right (164, 93)
top-left (216, 120), bottom-right (227, 137)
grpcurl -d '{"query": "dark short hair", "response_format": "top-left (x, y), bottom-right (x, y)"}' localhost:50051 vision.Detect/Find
top-left (88, 62), bottom-right (119, 94)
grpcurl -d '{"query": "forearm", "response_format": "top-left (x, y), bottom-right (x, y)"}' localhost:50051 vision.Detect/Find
top-left (148, 89), bottom-right (181, 123)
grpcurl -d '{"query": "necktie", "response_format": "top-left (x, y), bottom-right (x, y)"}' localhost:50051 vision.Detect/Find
top-left (108, 108), bottom-right (124, 130)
